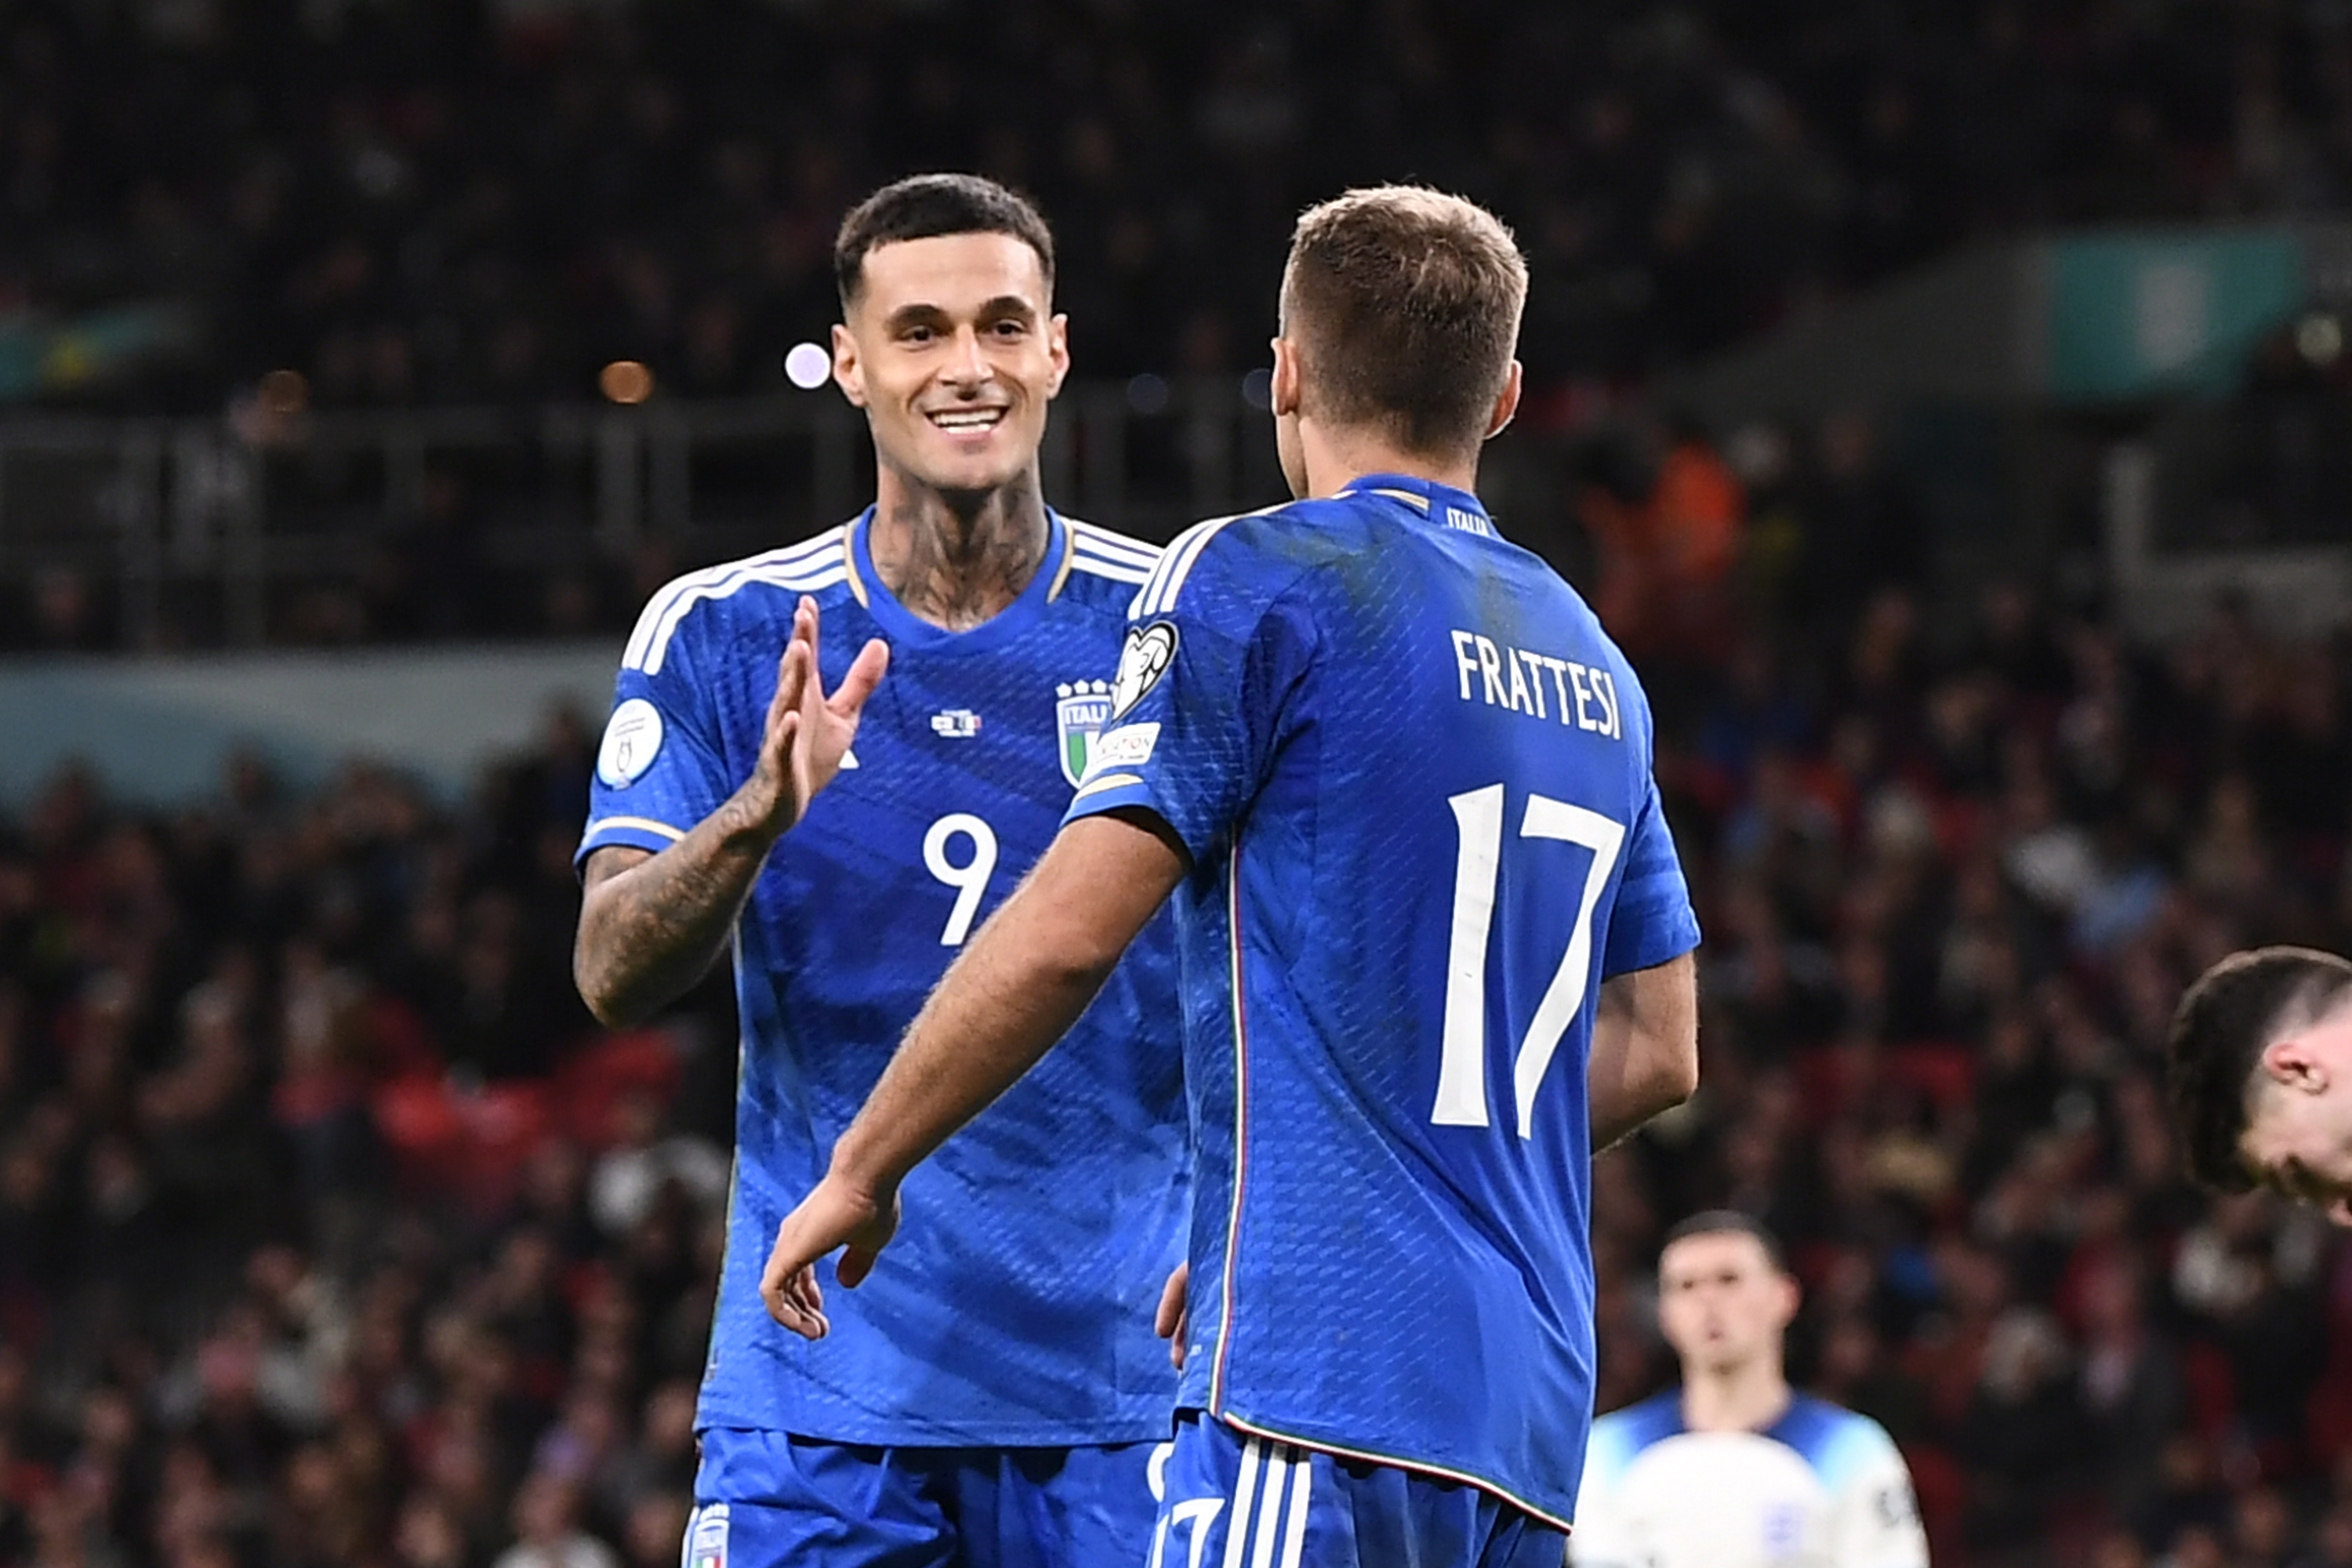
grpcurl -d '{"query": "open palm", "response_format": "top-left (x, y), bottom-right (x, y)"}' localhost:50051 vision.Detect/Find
top-left (760, 594), bottom-right (889, 833)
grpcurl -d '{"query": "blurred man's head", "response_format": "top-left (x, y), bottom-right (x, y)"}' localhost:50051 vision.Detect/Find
top-left (1270, 186), bottom-right (1526, 495)
top-left (830, 174), bottom-right (1067, 503)
top-left (1657, 1211), bottom-right (1799, 1379)
top-left (2168, 946), bottom-right (2352, 1224)
top-left (511, 1469), bottom-right (580, 1544)
top-left (623, 1494), bottom-right (692, 1568)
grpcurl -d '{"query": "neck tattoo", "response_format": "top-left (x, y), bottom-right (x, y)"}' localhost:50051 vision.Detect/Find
top-left (871, 481), bottom-right (1049, 631)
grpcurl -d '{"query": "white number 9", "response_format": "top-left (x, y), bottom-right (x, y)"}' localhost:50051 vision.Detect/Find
top-left (922, 812), bottom-right (1000, 946)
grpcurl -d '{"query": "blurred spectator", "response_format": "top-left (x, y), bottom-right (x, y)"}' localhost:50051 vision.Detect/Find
top-left (1580, 413), bottom-right (1747, 666)
top-left (2077, 1257), bottom-right (2187, 1534)
top-left (585, 1098), bottom-right (724, 1243)
top-left (2291, 1506), bottom-right (2352, 1568)
top-left (492, 1472), bottom-right (615, 1568)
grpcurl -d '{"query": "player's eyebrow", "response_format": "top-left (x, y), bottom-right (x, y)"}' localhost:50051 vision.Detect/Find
top-left (881, 303), bottom-right (953, 334)
top-left (880, 296), bottom-right (1040, 334)
top-left (975, 294), bottom-right (1040, 325)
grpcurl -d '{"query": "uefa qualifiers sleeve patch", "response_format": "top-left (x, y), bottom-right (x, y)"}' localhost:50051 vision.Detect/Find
top-left (1110, 621), bottom-right (1178, 720)
top-left (597, 698), bottom-right (665, 788)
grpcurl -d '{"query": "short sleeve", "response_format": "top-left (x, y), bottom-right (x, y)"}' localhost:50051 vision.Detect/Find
top-left (576, 623), bottom-right (735, 866)
top-left (1062, 522), bottom-right (1313, 864)
top-left (1828, 1427), bottom-right (1930, 1568)
top-left (1601, 775), bottom-right (1700, 978)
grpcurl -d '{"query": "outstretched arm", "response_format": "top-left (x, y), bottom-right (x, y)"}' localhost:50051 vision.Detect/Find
top-left (761, 808), bottom-right (1187, 1338)
top-left (1587, 950), bottom-right (1699, 1152)
top-left (574, 596), bottom-right (887, 1026)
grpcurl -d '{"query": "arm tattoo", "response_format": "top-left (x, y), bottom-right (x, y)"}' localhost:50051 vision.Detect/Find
top-left (574, 795), bottom-right (777, 1026)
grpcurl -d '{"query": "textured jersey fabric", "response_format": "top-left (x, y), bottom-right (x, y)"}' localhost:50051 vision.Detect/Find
top-left (1570, 1391), bottom-right (1929, 1568)
top-left (579, 510), bottom-right (1188, 1446)
top-left (1063, 474), bottom-right (1702, 1525)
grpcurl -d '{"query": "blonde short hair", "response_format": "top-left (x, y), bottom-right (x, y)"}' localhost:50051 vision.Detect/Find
top-left (1280, 186), bottom-right (1528, 457)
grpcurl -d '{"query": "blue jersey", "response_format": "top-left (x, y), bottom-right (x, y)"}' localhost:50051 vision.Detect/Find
top-left (1064, 474), bottom-right (1700, 1526)
top-left (578, 510), bottom-right (1188, 1447)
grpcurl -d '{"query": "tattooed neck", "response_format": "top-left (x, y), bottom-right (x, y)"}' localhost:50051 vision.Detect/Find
top-left (867, 476), bottom-right (1051, 631)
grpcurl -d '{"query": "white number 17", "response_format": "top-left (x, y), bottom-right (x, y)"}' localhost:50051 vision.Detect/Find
top-left (1432, 784), bottom-right (1626, 1136)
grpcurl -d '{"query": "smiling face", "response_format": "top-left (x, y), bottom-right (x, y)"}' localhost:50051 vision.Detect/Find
top-left (2237, 1000), bottom-right (2352, 1225)
top-left (1657, 1230), bottom-right (1800, 1377)
top-left (832, 231), bottom-right (1067, 503)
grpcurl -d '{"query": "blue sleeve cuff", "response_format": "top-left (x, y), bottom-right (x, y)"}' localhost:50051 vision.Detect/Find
top-left (1062, 777), bottom-right (1205, 863)
top-left (575, 815), bottom-right (689, 869)
top-left (1602, 905), bottom-right (1702, 980)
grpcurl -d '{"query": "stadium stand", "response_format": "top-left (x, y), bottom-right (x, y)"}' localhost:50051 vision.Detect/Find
top-left (7, 0), bottom-right (2352, 410)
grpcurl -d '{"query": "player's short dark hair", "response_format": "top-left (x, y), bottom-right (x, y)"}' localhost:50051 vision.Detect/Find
top-left (1279, 186), bottom-right (1527, 459)
top-left (833, 173), bottom-right (1055, 310)
top-left (1661, 1210), bottom-right (1788, 1274)
top-left (2167, 946), bottom-right (2352, 1193)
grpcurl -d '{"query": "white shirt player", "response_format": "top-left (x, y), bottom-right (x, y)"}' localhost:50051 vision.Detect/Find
top-left (1569, 1392), bottom-right (1928, 1568)
top-left (1570, 1216), bottom-right (1930, 1568)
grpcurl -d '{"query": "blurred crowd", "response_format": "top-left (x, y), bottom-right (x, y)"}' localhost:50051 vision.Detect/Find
top-left (10, 0), bottom-right (2352, 409)
top-left (1588, 572), bottom-right (2352, 1568)
top-left (1546, 398), bottom-right (2352, 1568)
top-left (0, 718), bottom-right (742, 1568)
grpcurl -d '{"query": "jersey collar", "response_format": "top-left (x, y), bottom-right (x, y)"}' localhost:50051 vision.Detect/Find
top-left (1664, 1387), bottom-right (1806, 1442)
top-left (846, 506), bottom-right (1071, 652)
top-left (1334, 472), bottom-right (1497, 539)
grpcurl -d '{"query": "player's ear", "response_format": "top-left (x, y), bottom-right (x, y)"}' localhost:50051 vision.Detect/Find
top-left (1044, 313), bottom-right (1071, 399)
top-left (1269, 337), bottom-right (1303, 419)
top-left (1483, 360), bottom-right (1523, 442)
top-left (2261, 1034), bottom-right (2330, 1094)
top-left (1773, 1271), bottom-right (1802, 1329)
top-left (831, 322), bottom-right (866, 408)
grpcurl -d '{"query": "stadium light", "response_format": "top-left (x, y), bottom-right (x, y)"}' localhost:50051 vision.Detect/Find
top-left (783, 342), bottom-right (833, 390)
top-left (1125, 373), bottom-right (1170, 415)
top-left (1240, 367), bottom-right (1272, 410)
top-left (2296, 312), bottom-right (2343, 367)
top-left (600, 360), bottom-right (655, 405)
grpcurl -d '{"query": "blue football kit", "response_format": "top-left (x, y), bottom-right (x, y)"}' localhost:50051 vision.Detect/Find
top-left (1065, 474), bottom-right (1702, 1566)
top-left (579, 510), bottom-right (1189, 1568)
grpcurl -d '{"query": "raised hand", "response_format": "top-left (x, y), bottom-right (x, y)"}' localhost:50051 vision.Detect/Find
top-left (746, 595), bottom-right (889, 837)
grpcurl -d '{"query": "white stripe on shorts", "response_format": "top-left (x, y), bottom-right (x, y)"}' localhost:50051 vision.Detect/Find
top-left (1279, 1449), bottom-right (1312, 1568)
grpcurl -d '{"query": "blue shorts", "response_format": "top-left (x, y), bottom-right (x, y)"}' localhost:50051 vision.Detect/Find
top-left (689, 1426), bottom-right (1160, 1568)
top-left (1148, 1412), bottom-right (1568, 1568)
